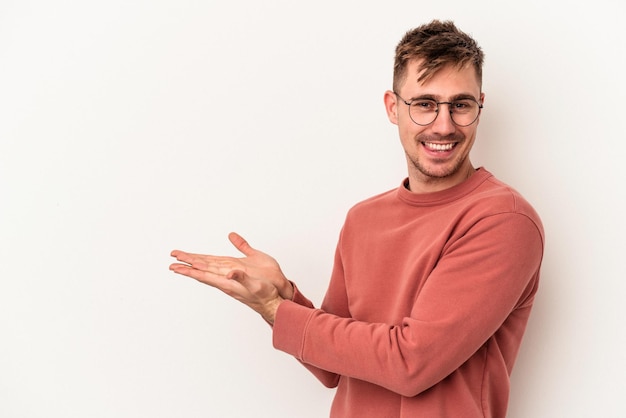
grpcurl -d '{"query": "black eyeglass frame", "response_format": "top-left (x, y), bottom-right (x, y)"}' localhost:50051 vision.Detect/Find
top-left (393, 91), bottom-right (484, 127)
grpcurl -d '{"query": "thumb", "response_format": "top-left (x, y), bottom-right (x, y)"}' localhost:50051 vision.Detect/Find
top-left (228, 232), bottom-right (255, 256)
top-left (227, 269), bottom-right (248, 283)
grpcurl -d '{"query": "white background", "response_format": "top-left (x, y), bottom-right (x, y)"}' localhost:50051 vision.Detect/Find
top-left (1, 1), bottom-right (625, 417)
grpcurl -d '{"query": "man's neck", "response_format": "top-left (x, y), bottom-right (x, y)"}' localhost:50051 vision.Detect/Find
top-left (406, 164), bottom-right (476, 194)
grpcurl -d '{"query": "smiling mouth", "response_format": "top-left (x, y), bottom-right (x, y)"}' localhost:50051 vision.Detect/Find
top-left (423, 142), bottom-right (456, 152)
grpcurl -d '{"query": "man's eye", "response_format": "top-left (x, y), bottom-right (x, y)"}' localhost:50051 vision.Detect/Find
top-left (452, 101), bottom-right (475, 112)
top-left (412, 101), bottom-right (437, 111)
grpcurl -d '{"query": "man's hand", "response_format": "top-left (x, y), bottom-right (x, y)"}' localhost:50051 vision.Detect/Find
top-left (169, 232), bottom-right (293, 324)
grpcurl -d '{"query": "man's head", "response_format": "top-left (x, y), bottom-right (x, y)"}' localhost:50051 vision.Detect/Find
top-left (392, 20), bottom-right (484, 93)
top-left (384, 21), bottom-right (486, 193)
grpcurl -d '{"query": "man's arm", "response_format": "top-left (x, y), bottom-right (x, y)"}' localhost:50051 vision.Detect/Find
top-left (272, 213), bottom-right (544, 396)
top-left (169, 213), bottom-right (543, 396)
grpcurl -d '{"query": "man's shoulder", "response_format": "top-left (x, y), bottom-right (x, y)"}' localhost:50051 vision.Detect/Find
top-left (478, 175), bottom-right (539, 214)
top-left (469, 174), bottom-right (543, 235)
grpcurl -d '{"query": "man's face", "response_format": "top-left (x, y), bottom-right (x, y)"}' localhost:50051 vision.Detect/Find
top-left (385, 60), bottom-right (484, 192)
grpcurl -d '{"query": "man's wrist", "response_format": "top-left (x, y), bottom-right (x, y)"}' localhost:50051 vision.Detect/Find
top-left (282, 281), bottom-right (295, 301)
top-left (262, 296), bottom-right (284, 325)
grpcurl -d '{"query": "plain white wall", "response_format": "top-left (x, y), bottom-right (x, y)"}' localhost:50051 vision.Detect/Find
top-left (1, 1), bottom-right (625, 417)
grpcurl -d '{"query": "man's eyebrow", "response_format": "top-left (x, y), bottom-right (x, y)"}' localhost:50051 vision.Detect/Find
top-left (409, 93), bottom-right (479, 101)
top-left (451, 93), bottom-right (480, 101)
top-left (409, 94), bottom-right (437, 101)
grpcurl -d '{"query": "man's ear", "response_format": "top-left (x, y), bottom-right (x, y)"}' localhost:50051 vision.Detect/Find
top-left (384, 90), bottom-right (399, 125)
top-left (476, 92), bottom-right (485, 123)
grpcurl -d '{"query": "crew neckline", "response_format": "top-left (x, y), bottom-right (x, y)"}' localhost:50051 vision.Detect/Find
top-left (396, 167), bottom-right (492, 206)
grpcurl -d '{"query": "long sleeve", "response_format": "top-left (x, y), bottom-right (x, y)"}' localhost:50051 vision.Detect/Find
top-left (273, 211), bottom-right (543, 396)
top-left (281, 239), bottom-right (349, 388)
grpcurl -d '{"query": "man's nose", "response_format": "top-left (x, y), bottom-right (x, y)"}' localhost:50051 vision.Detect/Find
top-left (430, 105), bottom-right (456, 136)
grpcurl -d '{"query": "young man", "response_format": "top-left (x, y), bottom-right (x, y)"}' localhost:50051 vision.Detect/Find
top-left (170, 20), bottom-right (544, 418)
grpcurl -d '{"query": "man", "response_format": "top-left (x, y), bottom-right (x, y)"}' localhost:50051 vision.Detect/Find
top-left (170, 20), bottom-right (544, 418)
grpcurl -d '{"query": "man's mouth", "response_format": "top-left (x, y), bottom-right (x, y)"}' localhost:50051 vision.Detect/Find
top-left (423, 142), bottom-right (456, 152)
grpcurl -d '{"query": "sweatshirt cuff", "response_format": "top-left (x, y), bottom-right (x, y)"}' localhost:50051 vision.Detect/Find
top-left (272, 300), bottom-right (316, 360)
top-left (289, 282), bottom-right (315, 308)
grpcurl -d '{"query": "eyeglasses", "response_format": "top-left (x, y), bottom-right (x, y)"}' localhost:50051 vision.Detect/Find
top-left (394, 92), bottom-right (483, 127)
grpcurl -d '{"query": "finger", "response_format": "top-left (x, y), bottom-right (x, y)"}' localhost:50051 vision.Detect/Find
top-left (227, 269), bottom-right (265, 302)
top-left (171, 250), bottom-right (233, 272)
top-left (227, 269), bottom-right (248, 283)
top-left (170, 250), bottom-right (202, 262)
top-left (171, 249), bottom-right (217, 262)
top-left (170, 263), bottom-right (242, 292)
top-left (228, 269), bottom-right (269, 299)
top-left (227, 269), bottom-right (281, 316)
top-left (228, 232), bottom-right (256, 256)
top-left (169, 262), bottom-right (196, 274)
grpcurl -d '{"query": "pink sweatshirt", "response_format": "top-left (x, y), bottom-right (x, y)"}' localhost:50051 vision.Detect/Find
top-left (272, 168), bottom-right (544, 417)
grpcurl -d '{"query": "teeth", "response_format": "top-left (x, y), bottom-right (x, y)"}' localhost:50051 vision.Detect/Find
top-left (425, 142), bottom-right (454, 151)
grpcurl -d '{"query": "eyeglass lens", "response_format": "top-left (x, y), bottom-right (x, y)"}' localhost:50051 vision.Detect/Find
top-left (409, 99), bottom-right (480, 127)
